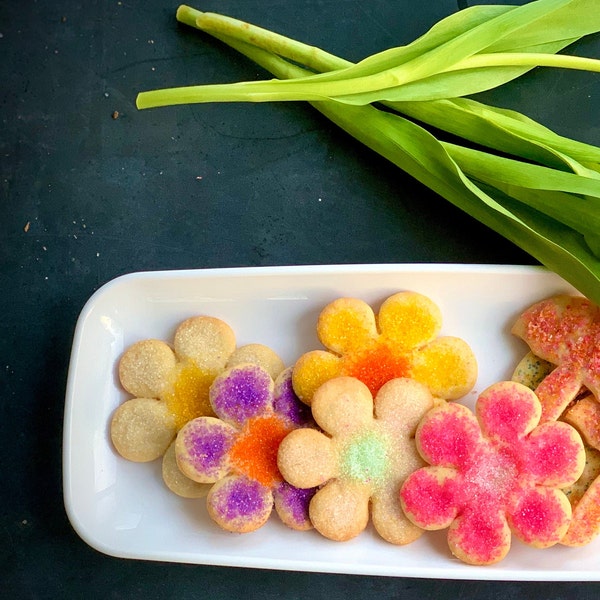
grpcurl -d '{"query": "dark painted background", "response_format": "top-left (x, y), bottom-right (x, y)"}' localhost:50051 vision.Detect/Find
top-left (2, 0), bottom-right (599, 597)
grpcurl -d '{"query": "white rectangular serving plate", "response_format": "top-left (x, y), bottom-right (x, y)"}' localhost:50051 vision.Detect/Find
top-left (63, 263), bottom-right (600, 581)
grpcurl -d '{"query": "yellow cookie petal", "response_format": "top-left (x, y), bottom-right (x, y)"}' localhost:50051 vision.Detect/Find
top-left (378, 291), bottom-right (442, 349)
top-left (410, 336), bottom-right (477, 400)
top-left (317, 297), bottom-right (377, 354)
top-left (292, 350), bottom-right (342, 405)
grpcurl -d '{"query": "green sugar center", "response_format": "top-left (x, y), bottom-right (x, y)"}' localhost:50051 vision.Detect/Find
top-left (341, 431), bottom-right (389, 486)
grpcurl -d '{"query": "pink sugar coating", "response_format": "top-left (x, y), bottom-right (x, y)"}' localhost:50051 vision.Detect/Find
top-left (401, 469), bottom-right (457, 527)
top-left (523, 425), bottom-right (581, 483)
top-left (522, 297), bottom-right (600, 372)
top-left (477, 386), bottom-right (537, 441)
top-left (509, 488), bottom-right (567, 544)
top-left (402, 381), bottom-right (582, 562)
top-left (450, 510), bottom-right (507, 564)
top-left (418, 406), bottom-right (480, 469)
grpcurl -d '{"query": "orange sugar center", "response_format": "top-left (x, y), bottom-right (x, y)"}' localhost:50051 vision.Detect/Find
top-left (229, 415), bottom-right (291, 488)
top-left (343, 342), bottom-right (411, 396)
top-left (164, 361), bottom-right (216, 429)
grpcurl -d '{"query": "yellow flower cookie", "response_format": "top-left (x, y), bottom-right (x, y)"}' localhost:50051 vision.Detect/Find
top-left (291, 292), bottom-right (477, 405)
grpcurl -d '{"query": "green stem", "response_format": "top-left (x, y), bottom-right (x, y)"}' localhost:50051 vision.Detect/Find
top-left (137, 6), bottom-right (600, 109)
top-left (453, 52), bottom-right (600, 73)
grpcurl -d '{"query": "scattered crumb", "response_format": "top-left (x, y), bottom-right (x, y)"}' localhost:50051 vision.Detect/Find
top-left (112, 110), bottom-right (119, 120)
top-left (23, 221), bottom-right (30, 232)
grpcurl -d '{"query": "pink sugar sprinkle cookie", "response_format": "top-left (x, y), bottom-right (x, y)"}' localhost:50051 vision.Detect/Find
top-left (400, 381), bottom-right (585, 565)
top-left (175, 364), bottom-right (316, 533)
top-left (511, 295), bottom-right (600, 422)
top-left (292, 292), bottom-right (477, 406)
top-left (278, 376), bottom-right (435, 544)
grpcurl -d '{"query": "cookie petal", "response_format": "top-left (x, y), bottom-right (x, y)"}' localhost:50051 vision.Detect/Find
top-left (476, 381), bottom-right (540, 443)
top-left (210, 363), bottom-right (274, 428)
top-left (309, 480), bottom-right (370, 542)
top-left (522, 422), bottom-right (585, 487)
top-left (535, 364), bottom-right (585, 422)
top-left (562, 469), bottom-right (600, 547)
top-left (311, 376), bottom-right (373, 436)
top-left (292, 350), bottom-right (342, 405)
top-left (110, 397), bottom-right (177, 462)
top-left (375, 377), bottom-right (434, 436)
top-left (272, 367), bottom-right (313, 428)
top-left (207, 475), bottom-right (273, 533)
top-left (409, 336), bottom-right (477, 400)
top-left (371, 486), bottom-right (424, 545)
top-left (317, 297), bottom-right (377, 354)
top-left (400, 466), bottom-right (459, 530)
top-left (175, 416), bottom-right (236, 483)
top-left (508, 486), bottom-right (572, 548)
top-left (226, 343), bottom-right (285, 381)
top-left (378, 291), bottom-right (442, 349)
top-left (273, 481), bottom-right (316, 531)
top-left (162, 441), bottom-right (212, 499)
top-left (448, 509), bottom-right (511, 565)
top-left (118, 339), bottom-right (177, 398)
top-left (416, 403), bottom-right (482, 469)
top-left (563, 394), bottom-right (600, 450)
top-left (277, 428), bottom-right (337, 488)
top-left (173, 316), bottom-right (236, 371)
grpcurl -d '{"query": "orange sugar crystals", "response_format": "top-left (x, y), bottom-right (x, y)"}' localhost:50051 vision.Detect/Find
top-left (229, 415), bottom-right (292, 488)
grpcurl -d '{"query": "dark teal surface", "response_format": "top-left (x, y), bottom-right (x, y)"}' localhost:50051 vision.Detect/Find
top-left (2, 1), bottom-right (599, 597)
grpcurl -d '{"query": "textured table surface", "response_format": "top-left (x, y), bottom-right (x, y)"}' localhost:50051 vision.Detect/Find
top-left (2, 0), bottom-right (600, 597)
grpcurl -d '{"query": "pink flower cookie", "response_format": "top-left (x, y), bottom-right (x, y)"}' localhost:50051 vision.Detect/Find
top-left (511, 295), bottom-right (600, 422)
top-left (111, 315), bottom-right (285, 463)
top-left (400, 381), bottom-right (585, 565)
top-left (175, 364), bottom-right (315, 533)
top-left (292, 292), bottom-right (477, 405)
top-left (278, 376), bottom-right (435, 544)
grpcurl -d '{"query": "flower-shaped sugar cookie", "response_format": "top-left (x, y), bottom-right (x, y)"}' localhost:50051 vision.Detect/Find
top-left (175, 364), bottom-right (315, 533)
top-left (292, 292), bottom-right (477, 405)
top-left (111, 315), bottom-right (285, 463)
top-left (511, 295), bottom-right (600, 422)
top-left (400, 381), bottom-right (585, 565)
top-left (514, 352), bottom-right (600, 547)
top-left (278, 376), bottom-right (435, 543)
